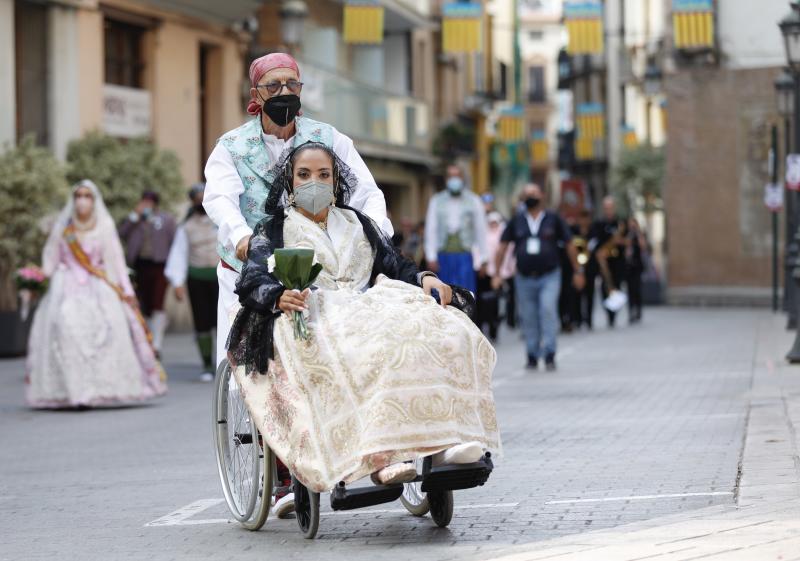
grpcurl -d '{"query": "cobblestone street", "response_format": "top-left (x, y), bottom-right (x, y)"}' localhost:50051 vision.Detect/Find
top-left (1, 307), bottom-right (798, 560)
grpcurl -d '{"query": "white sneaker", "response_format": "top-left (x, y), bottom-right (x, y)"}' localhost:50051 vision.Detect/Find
top-left (199, 372), bottom-right (214, 383)
top-left (432, 442), bottom-right (484, 467)
top-left (272, 492), bottom-right (295, 519)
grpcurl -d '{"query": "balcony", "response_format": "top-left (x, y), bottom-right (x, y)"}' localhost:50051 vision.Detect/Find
top-left (297, 58), bottom-right (434, 165)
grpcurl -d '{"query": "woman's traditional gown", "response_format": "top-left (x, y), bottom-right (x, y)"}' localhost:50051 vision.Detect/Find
top-left (26, 224), bottom-right (166, 408)
top-left (234, 207), bottom-right (500, 492)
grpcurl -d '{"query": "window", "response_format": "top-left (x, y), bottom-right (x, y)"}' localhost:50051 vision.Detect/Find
top-left (528, 30), bottom-right (544, 42)
top-left (104, 19), bottom-right (145, 88)
top-left (527, 66), bottom-right (546, 103)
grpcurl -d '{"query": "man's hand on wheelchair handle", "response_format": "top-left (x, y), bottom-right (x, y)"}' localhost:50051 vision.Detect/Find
top-left (422, 275), bottom-right (452, 307)
top-left (278, 288), bottom-right (310, 314)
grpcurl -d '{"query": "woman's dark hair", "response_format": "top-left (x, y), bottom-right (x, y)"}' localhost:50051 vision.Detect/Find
top-left (265, 142), bottom-right (357, 213)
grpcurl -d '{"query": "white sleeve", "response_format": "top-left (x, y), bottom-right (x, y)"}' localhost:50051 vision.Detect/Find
top-left (473, 195), bottom-right (489, 263)
top-left (164, 225), bottom-right (189, 287)
top-left (332, 130), bottom-right (394, 236)
top-left (203, 143), bottom-right (254, 254)
top-left (424, 196), bottom-right (439, 263)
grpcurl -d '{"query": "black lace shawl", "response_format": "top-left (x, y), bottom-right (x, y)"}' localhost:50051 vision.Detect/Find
top-left (226, 142), bottom-right (475, 374)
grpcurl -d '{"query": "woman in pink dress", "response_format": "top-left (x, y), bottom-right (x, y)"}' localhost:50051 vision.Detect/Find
top-left (26, 180), bottom-right (167, 408)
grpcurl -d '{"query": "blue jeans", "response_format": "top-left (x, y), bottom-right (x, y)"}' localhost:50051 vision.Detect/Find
top-left (516, 269), bottom-right (562, 360)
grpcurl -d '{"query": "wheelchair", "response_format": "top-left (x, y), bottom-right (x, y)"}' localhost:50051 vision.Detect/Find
top-left (212, 358), bottom-right (494, 539)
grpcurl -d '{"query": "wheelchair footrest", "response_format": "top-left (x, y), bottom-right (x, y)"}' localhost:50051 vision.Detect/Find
top-left (421, 455), bottom-right (493, 493)
top-left (330, 482), bottom-right (403, 511)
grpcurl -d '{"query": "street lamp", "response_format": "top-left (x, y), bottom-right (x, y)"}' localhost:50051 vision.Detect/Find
top-left (776, 70), bottom-right (795, 117)
top-left (780, 2), bottom-right (800, 73)
top-left (280, 0), bottom-right (309, 48)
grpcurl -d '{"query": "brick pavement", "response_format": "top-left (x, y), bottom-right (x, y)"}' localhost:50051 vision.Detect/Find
top-left (0, 307), bottom-right (791, 560)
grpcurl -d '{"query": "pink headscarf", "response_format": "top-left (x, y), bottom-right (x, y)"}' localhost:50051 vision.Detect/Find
top-left (247, 53), bottom-right (301, 116)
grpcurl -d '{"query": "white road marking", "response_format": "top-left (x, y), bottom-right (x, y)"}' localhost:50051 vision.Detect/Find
top-left (145, 498), bottom-right (226, 527)
top-left (545, 491), bottom-right (733, 505)
top-left (145, 500), bottom-right (519, 527)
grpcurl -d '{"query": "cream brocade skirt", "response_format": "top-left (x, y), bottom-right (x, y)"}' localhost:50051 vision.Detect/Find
top-left (233, 277), bottom-right (500, 493)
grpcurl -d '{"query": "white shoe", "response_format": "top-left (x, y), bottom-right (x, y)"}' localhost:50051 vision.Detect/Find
top-left (199, 372), bottom-right (214, 383)
top-left (432, 442), bottom-right (484, 467)
top-left (371, 463), bottom-right (417, 485)
top-left (272, 492), bottom-right (295, 519)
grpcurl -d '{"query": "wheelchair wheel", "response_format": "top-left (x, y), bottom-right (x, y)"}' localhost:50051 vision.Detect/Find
top-left (293, 477), bottom-right (320, 539)
top-left (401, 459), bottom-right (429, 516)
top-left (427, 490), bottom-right (453, 528)
top-left (213, 359), bottom-right (273, 530)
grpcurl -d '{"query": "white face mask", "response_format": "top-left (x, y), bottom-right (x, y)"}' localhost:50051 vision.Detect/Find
top-left (293, 180), bottom-right (334, 216)
top-left (74, 197), bottom-right (93, 216)
top-left (446, 177), bottom-right (464, 195)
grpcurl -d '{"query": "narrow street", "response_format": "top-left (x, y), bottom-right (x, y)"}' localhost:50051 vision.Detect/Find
top-left (4, 307), bottom-right (795, 560)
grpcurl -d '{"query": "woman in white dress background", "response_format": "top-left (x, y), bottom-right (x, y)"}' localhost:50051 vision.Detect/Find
top-left (26, 180), bottom-right (167, 408)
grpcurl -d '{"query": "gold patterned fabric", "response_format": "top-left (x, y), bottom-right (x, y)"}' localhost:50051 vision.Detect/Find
top-left (233, 208), bottom-right (500, 492)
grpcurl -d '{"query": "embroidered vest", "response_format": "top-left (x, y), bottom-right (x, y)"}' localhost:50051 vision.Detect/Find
top-left (216, 116), bottom-right (334, 271)
top-left (433, 191), bottom-right (478, 253)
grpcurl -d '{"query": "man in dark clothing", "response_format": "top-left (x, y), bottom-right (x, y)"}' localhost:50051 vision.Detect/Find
top-left (588, 196), bottom-right (626, 328)
top-left (492, 184), bottom-right (585, 371)
top-left (119, 191), bottom-right (177, 356)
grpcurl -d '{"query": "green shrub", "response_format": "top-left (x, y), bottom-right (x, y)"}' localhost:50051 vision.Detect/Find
top-left (0, 136), bottom-right (69, 311)
top-left (609, 145), bottom-right (665, 216)
top-left (66, 132), bottom-right (184, 221)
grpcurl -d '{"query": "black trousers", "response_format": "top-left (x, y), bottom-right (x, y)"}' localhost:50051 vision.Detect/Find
top-left (600, 259), bottom-right (626, 327)
top-left (187, 277), bottom-right (218, 333)
top-left (627, 269), bottom-right (643, 321)
top-left (476, 275), bottom-right (500, 339)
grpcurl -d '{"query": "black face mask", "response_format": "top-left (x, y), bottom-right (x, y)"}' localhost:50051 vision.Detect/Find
top-left (525, 197), bottom-right (541, 209)
top-left (262, 94), bottom-right (301, 127)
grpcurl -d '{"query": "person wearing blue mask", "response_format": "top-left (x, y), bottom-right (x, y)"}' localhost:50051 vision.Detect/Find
top-left (423, 165), bottom-right (488, 294)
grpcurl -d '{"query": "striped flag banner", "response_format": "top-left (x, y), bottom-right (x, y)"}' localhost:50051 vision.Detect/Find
top-left (442, 2), bottom-right (483, 54)
top-left (344, 1), bottom-right (384, 44)
top-left (672, 0), bottom-right (714, 50)
top-left (576, 102), bottom-right (605, 140)
top-left (564, 1), bottom-right (604, 55)
top-left (497, 107), bottom-right (526, 143)
top-left (531, 130), bottom-right (549, 164)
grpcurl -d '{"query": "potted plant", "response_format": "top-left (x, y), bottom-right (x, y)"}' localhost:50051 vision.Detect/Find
top-left (66, 132), bottom-right (183, 221)
top-left (0, 137), bottom-right (68, 356)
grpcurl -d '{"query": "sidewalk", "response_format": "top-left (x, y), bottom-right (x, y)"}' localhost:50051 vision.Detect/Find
top-left (474, 312), bottom-right (800, 561)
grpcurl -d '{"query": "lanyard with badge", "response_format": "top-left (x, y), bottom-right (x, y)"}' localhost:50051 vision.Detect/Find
top-left (526, 213), bottom-right (544, 255)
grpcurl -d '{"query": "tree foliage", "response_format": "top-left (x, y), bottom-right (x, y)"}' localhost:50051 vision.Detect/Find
top-left (66, 132), bottom-right (184, 222)
top-left (609, 144), bottom-right (665, 216)
top-left (0, 136), bottom-right (69, 310)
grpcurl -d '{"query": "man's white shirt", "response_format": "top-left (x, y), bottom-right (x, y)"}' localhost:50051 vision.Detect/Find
top-left (423, 192), bottom-right (489, 265)
top-left (204, 126), bottom-right (393, 256)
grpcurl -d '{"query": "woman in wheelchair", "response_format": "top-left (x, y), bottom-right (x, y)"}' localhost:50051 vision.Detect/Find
top-left (227, 141), bottom-right (500, 496)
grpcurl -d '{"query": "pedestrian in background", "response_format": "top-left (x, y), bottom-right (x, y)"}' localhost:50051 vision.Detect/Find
top-left (625, 217), bottom-right (648, 324)
top-left (589, 196), bottom-right (626, 328)
top-left (493, 184), bottom-right (585, 371)
top-left (424, 164), bottom-right (488, 293)
top-left (572, 209), bottom-right (593, 329)
top-left (558, 213), bottom-right (578, 333)
top-left (476, 211), bottom-right (508, 340)
top-left (119, 191), bottom-right (177, 357)
top-left (392, 216), bottom-right (423, 265)
top-left (26, 180), bottom-right (166, 408)
top-left (165, 184), bottom-right (219, 381)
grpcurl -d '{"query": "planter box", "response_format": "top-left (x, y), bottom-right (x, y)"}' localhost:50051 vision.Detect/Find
top-left (0, 302), bottom-right (36, 357)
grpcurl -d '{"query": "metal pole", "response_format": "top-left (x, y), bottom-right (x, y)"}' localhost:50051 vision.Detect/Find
top-left (772, 125), bottom-right (779, 312)
top-left (785, 116), bottom-right (794, 314)
top-left (513, 0), bottom-right (521, 106)
top-left (785, 76), bottom-right (800, 361)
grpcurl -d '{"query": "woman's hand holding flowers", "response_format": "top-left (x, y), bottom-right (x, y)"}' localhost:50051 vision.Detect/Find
top-left (279, 288), bottom-right (310, 314)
